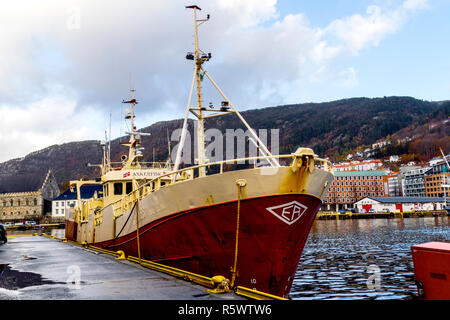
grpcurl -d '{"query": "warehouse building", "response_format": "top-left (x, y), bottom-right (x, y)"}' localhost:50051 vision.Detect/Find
top-left (323, 170), bottom-right (388, 211)
top-left (355, 196), bottom-right (446, 213)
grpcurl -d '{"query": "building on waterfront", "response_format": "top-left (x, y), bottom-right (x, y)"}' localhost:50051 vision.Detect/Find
top-left (424, 156), bottom-right (449, 198)
top-left (355, 196), bottom-right (446, 213)
top-left (52, 185), bottom-right (103, 219)
top-left (323, 170), bottom-right (389, 211)
top-left (0, 170), bottom-right (60, 223)
top-left (397, 165), bottom-right (421, 196)
top-left (386, 172), bottom-right (402, 197)
top-left (425, 173), bottom-right (450, 197)
top-left (402, 167), bottom-right (429, 197)
top-left (333, 160), bottom-right (383, 172)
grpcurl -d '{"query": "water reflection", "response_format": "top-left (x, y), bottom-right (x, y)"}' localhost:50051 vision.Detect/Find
top-left (0, 264), bottom-right (65, 290)
top-left (292, 217), bottom-right (450, 300)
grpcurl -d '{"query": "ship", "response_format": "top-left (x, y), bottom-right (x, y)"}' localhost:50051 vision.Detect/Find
top-left (65, 5), bottom-right (334, 298)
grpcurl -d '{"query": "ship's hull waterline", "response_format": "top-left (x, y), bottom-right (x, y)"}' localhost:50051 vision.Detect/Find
top-left (66, 166), bottom-right (333, 298)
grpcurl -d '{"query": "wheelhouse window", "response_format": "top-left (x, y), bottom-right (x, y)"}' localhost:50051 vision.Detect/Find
top-left (126, 182), bottom-right (133, 194)
top-left (114, 182), bottom-right (123, 195)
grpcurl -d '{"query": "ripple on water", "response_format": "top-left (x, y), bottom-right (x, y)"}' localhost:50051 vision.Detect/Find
top-left (291, 217), bottom-right (450, 300)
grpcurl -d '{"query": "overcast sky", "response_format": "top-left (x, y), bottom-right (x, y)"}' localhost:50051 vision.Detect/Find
top-left (0, 0), bottom-right (448, 162)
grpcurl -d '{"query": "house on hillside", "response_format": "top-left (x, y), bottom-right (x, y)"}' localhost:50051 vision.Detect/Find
top-left (0, 170), bottom-right (60, 222)
top-left (389, 155), bottom-right (399, 163)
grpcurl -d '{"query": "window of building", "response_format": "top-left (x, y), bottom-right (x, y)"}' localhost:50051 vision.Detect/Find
top-left (114, 182), bottom-right (123, 195)
top-left (34, 198), bottom-right (38, 206)
top-left (56, 209), bottom-right (59, 214)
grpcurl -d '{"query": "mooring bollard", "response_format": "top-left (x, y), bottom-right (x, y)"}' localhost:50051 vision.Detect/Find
top-left (116, 250), bottom-right (126, 260)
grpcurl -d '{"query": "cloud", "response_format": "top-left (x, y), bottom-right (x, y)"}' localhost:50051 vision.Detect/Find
top-left (322, 1), bottom-right (428, 55)
top-left (403, 0), bottom-right (429, 10)
top-left (0, 0), bottom-right (429, 162)
top-left (339, 67), bottom-right (359, 89)
top-left (0, 88), bottom-right (103, 161)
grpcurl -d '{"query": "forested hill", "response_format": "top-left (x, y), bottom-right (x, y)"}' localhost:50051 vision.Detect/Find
top-left (0, 96), bottom-right (445, 190)
top-left (205, 96), bottom-right (440, 158)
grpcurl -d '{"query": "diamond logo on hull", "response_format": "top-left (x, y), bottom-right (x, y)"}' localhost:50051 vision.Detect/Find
top-left (266, 201), bottom-right (308, 225)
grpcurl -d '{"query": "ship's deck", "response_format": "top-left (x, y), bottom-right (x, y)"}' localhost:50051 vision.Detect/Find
top-left (0, 235), bottom-right (244, 300)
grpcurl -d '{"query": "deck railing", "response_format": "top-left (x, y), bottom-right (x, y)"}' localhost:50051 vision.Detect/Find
top-left (81, 153), bottom-right (332, 225)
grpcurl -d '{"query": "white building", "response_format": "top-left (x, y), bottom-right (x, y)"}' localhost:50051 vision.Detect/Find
top-left (355, 196), bottom-right (446, 213)
top-left (402, 167), bottom-right (430, 197)
top-left (389, 155), bottom-right (399, 163)
top-left (387, 172), bottom-right (401, 197)
top-left (333, 160), bottom-right (383, 172)
top-left (52, 185), bottom-right (102, 218)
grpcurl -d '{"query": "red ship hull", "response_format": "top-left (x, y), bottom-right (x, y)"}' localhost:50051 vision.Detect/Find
top-left (94, 193), bottom-right (321, 298)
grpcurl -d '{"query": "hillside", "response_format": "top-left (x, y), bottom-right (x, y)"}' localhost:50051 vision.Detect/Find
top-left (0, 96), bottom-right (444, 190)
top-left (371, 100), bottom-right (450, 163)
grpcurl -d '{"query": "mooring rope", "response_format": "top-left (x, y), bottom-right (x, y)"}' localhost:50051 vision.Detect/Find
top-left (231, 179), bottom-right (246, 287)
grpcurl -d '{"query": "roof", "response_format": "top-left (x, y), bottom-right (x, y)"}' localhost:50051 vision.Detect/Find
top-left (359, 196), bottom-right (445, 203)
top-left (0, 170), bottom-right (54, 194)
top-left (334, 170), bottom-right (388, 177)
top-left (334, 160), bottom-right (382, 167)
top-left (388, 172), bottom-right (399, 177)
top-left (53, 185), bottom-right (102, 201)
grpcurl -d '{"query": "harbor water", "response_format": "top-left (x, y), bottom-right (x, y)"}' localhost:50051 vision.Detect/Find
top-left (291, 216), bottom-right (450, 300)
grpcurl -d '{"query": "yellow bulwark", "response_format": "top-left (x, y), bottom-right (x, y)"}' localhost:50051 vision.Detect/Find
top-left (74, 153), bottom-right (332, 227)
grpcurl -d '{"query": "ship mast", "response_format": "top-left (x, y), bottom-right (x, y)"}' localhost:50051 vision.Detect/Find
top-left (121, 88), bottom-right (150, 169)
top-left (173, 5), bottom-right (279, 178)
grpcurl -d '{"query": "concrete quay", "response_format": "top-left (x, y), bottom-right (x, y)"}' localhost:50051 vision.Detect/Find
top-left (0, 235), bottom-right (244, 300)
